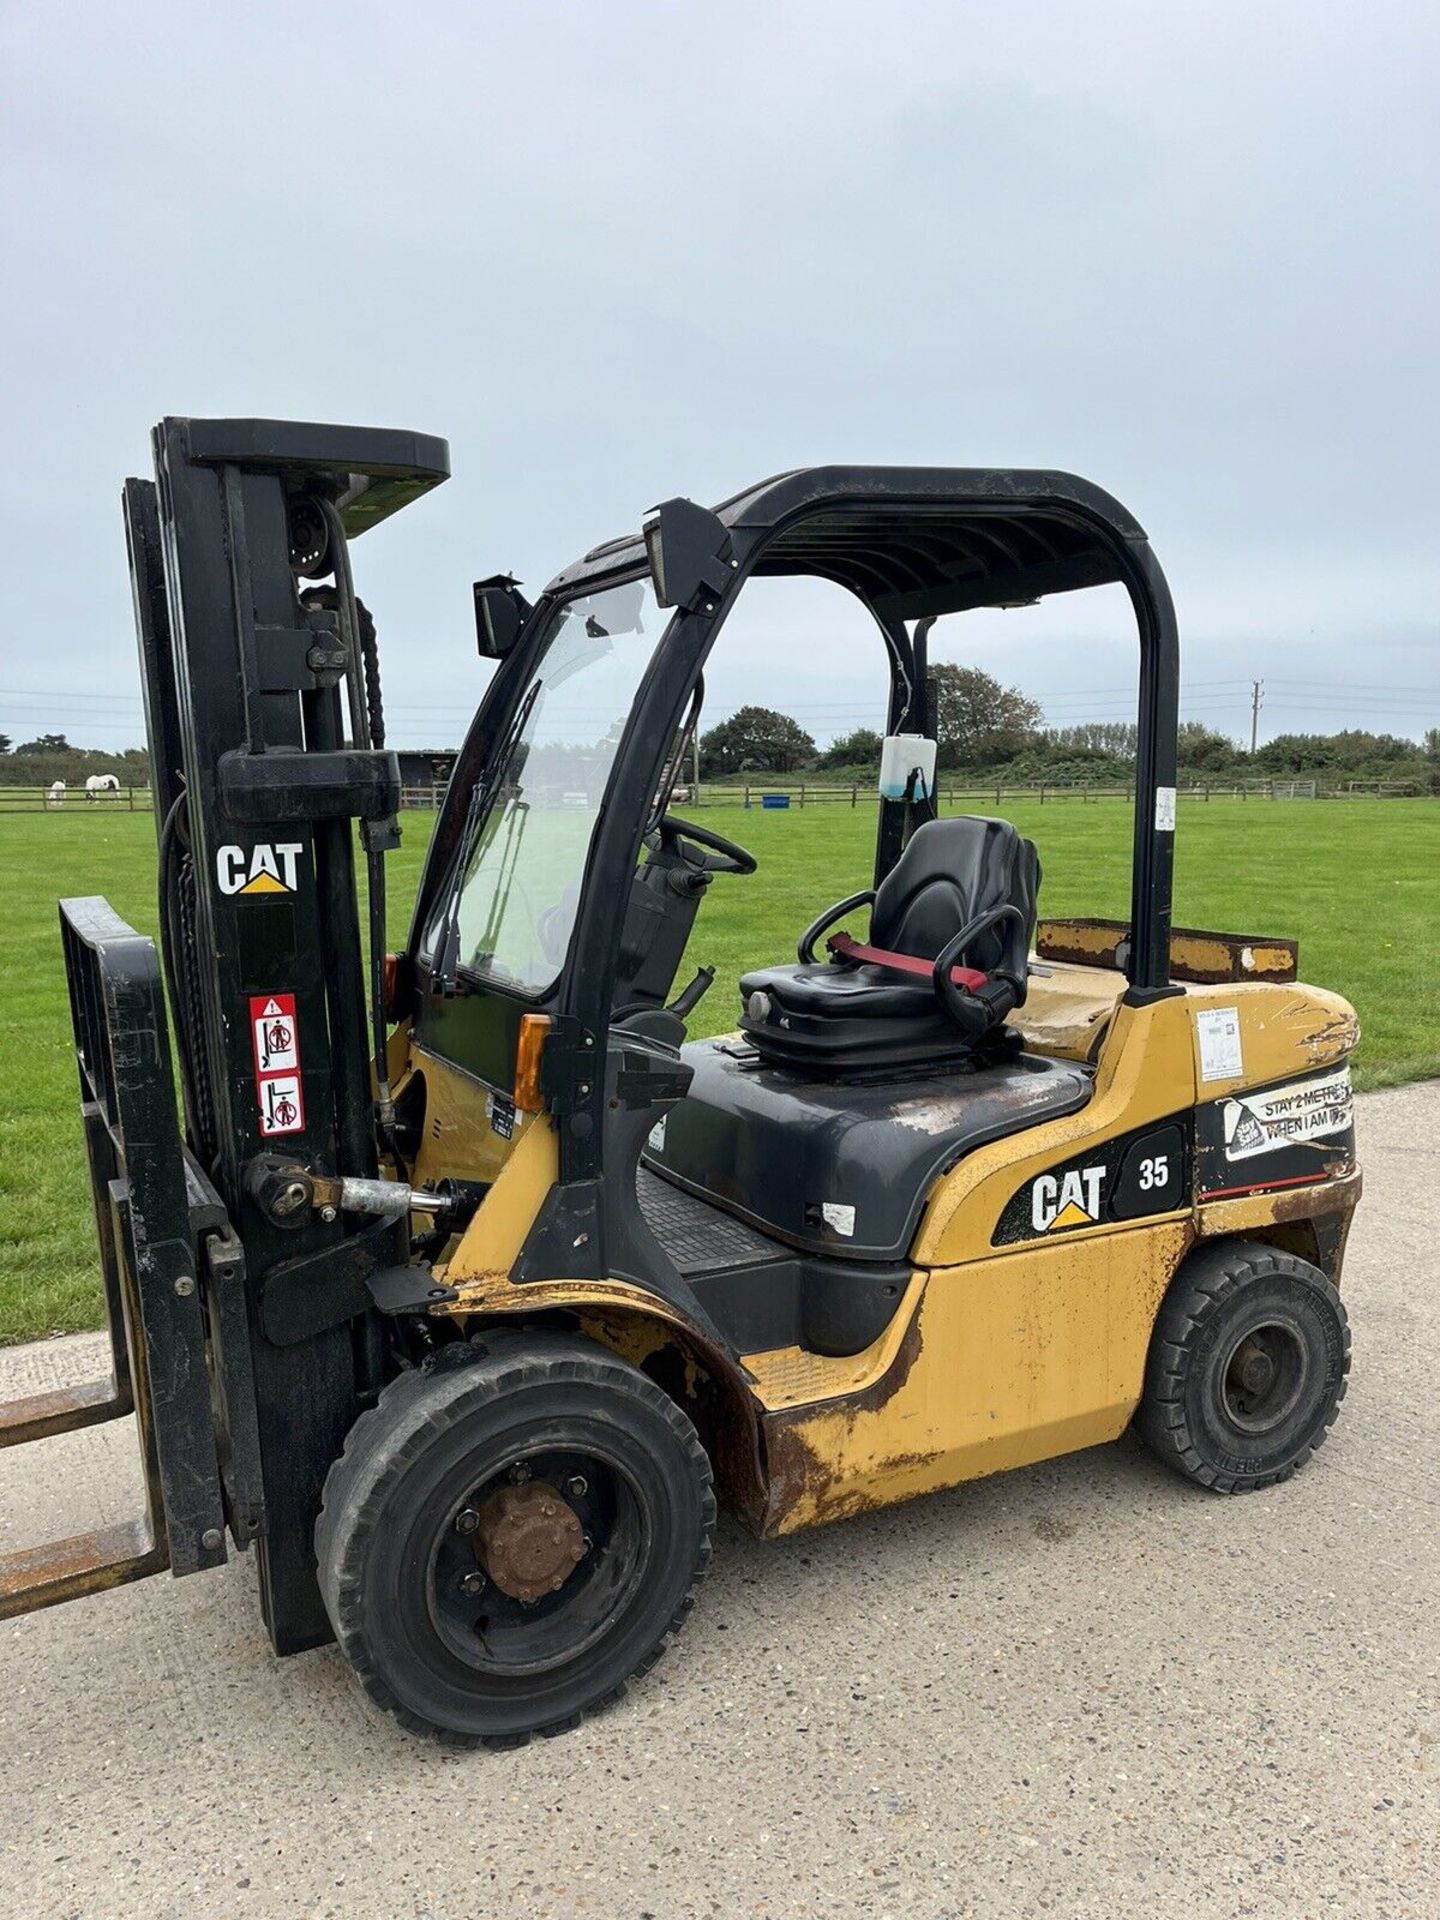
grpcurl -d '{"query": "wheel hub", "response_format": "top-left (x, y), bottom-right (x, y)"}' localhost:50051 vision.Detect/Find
top-left (475, 1480), bottom-right (585, 1603)
top-left (1222, 1321), bottom-right (1305, 1432)
top-left (1234, 1339), bottom-right (1276, 1396)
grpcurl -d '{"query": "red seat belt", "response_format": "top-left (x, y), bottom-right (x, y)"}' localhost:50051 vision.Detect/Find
top-left (827, 931), bottom-right (987, 993)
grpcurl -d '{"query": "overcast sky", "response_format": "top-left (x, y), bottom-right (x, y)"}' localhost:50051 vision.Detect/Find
top-left (2, 1), bottom-right (1436, 752)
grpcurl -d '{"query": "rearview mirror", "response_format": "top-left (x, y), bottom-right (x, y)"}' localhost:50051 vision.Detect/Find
top-left (473, 575), bottom-right (533, 658)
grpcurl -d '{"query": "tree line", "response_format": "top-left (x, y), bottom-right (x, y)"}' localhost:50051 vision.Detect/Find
top-left (696, 671), bottom-right (1440, 789)
top-left (699, 667), bottom-right (1046, 775)
top-left (7, 694), bottom-right (1440, 792)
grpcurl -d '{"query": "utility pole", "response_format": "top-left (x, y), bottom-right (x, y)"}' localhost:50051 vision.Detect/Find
top-left (1250, 679), bottom-right (1264, 754)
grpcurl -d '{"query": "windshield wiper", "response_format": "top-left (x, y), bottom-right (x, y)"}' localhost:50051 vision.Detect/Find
top-left (432, 679), bottom-right (542, 995)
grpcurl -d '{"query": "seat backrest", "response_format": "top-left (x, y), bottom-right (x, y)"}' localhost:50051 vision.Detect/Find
top-left (870, 816), bottom-right (1039, 977)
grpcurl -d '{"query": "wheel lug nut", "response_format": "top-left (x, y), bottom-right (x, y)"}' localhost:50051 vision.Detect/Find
top-left (508, 1463), bottom-right (531, 1485)
top-left (460, 1571), bottom-right (485, 1595)
top-left (566, 1475), bottom-right (588, 1499)
top-left (455, 1507), bottom-right (480, 1535)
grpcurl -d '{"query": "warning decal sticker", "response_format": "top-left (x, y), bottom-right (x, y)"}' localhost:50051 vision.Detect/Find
top-left (1195, 1064), bottom-right (1355, 1200)
top-left (1196, 1005), bottom-right (1244, 1083)
top-left (1221, 1066), bottom-right (1353, 1163)
top-left (250, 992), bottom-right (305, 1137)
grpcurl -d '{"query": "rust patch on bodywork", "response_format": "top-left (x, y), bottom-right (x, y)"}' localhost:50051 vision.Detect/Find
top-left (1037, 917), bottom-right (1298, 985)
top-left (1196, 1164), bottom-right (1361, 1283)
top-left (758, 1311), bottom-right (926, 1534)
top-left (574, 1304), bottom-right (772, 1534)
top-left (1270, 1163), bottom-right (1360, 1220)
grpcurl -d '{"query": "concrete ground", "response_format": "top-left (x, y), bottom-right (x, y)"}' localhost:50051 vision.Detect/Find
top-left (1, 1083), bottom-right (1436, 1920)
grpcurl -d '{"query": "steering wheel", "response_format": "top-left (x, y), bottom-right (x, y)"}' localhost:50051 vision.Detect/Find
top-left (658, 812), bottom-right (758, 876)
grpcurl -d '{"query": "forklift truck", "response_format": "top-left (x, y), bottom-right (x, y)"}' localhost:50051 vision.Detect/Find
top-left (0, 420), bottom-right (1361, 1746)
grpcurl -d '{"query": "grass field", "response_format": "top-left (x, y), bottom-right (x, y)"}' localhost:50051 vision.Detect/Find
top-left (2, 798), bottom-right (1437, 1344)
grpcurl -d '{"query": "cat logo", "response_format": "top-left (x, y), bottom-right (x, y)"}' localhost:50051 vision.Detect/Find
top-left (1030, 1164), bottom-right (1106, 1234)
top-left (215, 842), bottom-right (304, 897)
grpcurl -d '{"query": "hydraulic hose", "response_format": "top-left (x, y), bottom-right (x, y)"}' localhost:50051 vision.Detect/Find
top-left (317, 497), bottom-right (397, 1157)
top-left (157, 788), bottom-right (219, 1167)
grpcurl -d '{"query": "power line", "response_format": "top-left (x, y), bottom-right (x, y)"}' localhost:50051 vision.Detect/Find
top-left (6, 674), bottom-right (1435, 713)
top-left (1267, 683), bottom-right (1440, 698)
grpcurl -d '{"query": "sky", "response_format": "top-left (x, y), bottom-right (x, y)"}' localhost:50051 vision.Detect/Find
top-left (1, 1), bottom-right (1436, 754)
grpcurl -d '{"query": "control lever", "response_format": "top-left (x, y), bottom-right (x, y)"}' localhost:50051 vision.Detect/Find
top-left (667, 965), bottom-right (716, 1020)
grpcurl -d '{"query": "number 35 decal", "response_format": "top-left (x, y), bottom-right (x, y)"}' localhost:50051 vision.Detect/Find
top-left (993, 1121), bottom-right (1191, 1245)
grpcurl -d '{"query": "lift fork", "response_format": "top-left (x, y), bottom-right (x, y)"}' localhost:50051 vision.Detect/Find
top-left (0, 899), bottom-right (261, 1618)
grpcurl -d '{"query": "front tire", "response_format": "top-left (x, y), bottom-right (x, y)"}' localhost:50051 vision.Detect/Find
top-left (1137, 1241), bottom-right (1350, 1493)
top-left (316, 1332), bottom-right (715, 1746)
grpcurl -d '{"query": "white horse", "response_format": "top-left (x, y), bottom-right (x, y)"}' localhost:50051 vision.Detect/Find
top-left (47, 780), bottom-right (66, 808)
top-left (85, 774), bottom-right (121, 803)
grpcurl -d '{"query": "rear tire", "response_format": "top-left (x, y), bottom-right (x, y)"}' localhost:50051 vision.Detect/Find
top-left (315, 1331), bottom-right (715, 1746)
top-left (1137, 1241), bottom-right (1350, 1493)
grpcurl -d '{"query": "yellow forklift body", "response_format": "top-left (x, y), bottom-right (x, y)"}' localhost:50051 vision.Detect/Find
top-left (420, 974), bottom-right (1360, 1540)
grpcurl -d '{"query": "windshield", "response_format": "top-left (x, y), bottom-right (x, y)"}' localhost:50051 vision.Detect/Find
top-left (433, 575), bottom-right (668, 994)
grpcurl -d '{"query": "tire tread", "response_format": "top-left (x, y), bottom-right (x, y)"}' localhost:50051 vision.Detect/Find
top-left (315, 1332), bottom-right (715, 1748)
top-left (1137, 1241), bottom-right (1350, 1494)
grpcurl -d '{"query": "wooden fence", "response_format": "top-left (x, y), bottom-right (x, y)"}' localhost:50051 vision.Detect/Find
top-left (681, 779), bottom-right (1434, 807)
top-left (2, 777), bottom-right (1431, 819)
top-left (695, 782), bottom-right (1138, 808)
top-left (677, 780), bottom-right (1417, 808)
top-left (0, 785), bottom-right (155, 814)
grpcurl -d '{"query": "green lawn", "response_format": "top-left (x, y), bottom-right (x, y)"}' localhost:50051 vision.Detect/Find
top-left (2, 798), bottom-right (1436, 1344)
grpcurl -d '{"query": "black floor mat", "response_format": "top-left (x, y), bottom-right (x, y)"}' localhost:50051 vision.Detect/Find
top-left (636, 1166), bottom-right (783, 1277)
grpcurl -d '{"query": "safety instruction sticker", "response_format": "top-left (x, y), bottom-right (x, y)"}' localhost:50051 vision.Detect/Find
top-left (1154, 785), bottom-right (1177, 832)
top-left (1222, 1067), bottom-right (1353, 1163)
top-left (250, 992), bottom-right (305, 1137)
top-left (1196, 1005), bottom-right (1244, 1083)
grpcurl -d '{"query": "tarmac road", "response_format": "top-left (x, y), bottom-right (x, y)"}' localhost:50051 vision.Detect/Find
top-left (0, 1082), bottom-right (1436, 1920)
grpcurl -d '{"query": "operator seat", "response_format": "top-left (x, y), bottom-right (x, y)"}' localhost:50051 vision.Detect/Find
top-left (737, 816), bottom-right (1039, 1071)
